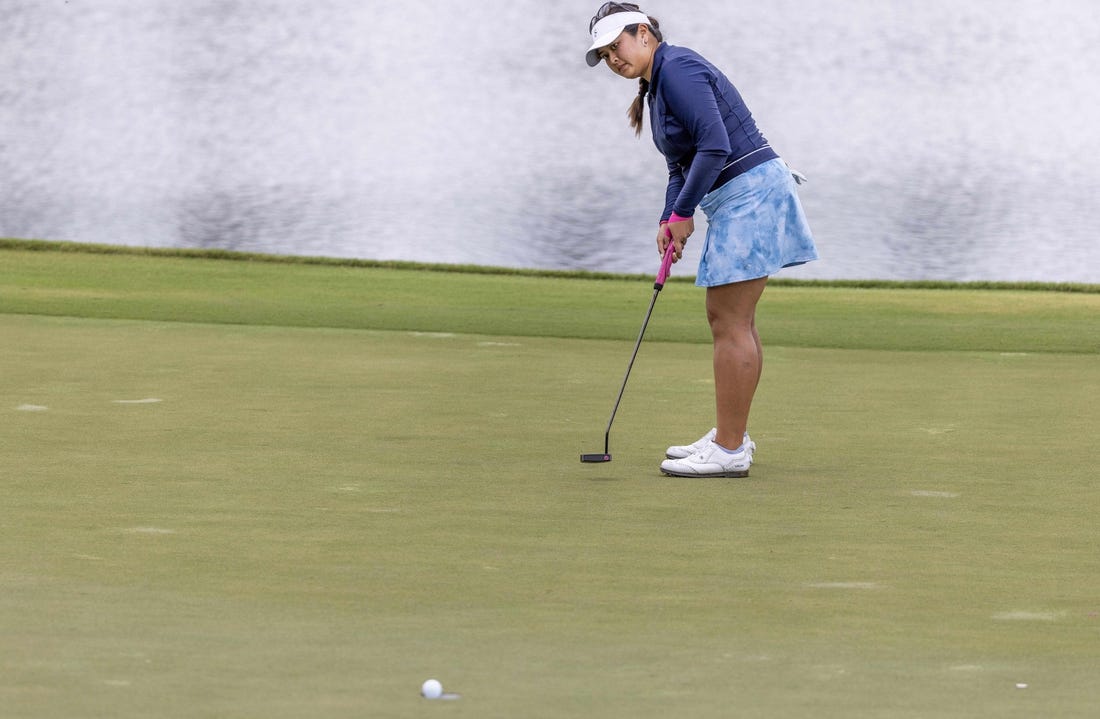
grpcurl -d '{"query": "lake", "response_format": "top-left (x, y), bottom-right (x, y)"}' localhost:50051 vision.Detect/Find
top-left (3, 0), bottom-right (1098, 282)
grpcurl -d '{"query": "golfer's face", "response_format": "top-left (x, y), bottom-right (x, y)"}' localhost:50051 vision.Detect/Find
top-left (598, 31), bottom-right (644, 79)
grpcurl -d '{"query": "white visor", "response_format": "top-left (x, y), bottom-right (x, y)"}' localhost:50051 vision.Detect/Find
top-left (585, 11), bottom-right (651, 67)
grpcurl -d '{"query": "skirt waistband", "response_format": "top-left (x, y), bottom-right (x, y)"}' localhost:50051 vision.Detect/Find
top-left (709, 145), bottom-right (779, 193)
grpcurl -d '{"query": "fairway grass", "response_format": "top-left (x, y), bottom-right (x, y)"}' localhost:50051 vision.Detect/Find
top-left (2, 244), bottom-right (1099, 353)
top-left (2, 247), bottom-right (1100, 717)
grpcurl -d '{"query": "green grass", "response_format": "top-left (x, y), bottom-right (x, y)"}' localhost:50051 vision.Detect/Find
top-left (2, 241), bottom-right (1098, 353)
top-left (2, 242), bottom-right (1099, 718)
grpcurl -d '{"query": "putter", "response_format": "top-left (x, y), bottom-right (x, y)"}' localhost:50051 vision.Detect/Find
top-left (581, 240), bottom-right (677, 463)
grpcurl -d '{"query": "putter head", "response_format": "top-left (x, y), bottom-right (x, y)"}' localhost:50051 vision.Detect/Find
top-left (580, 453), bottom-right (612, 463)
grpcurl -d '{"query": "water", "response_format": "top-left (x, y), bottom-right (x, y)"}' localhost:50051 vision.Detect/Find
top-left (3, 0), bottom-right (1099, 282)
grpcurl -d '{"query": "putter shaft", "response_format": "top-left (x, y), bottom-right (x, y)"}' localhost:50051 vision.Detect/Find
top-left (581, 242), bottom-right (676, 464)
top-left (602, 284), bottom-right (660, 447)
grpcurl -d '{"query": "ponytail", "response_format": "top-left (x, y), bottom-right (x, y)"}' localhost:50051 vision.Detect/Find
top-left (629, 79), bottom-right (648, 137)
top-left (621, 16), bottom-right (663, 137)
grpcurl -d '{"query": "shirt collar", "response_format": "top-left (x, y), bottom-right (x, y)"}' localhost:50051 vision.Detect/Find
top-left (648, 43), bottom-right (669, 95)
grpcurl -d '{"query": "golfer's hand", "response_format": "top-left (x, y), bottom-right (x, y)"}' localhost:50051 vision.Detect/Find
top-left (657, 218), bottom-right (694, 263)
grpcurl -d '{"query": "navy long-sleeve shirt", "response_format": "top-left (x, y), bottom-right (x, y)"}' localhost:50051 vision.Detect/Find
top-left (648, 43), bottom-right (777, 221)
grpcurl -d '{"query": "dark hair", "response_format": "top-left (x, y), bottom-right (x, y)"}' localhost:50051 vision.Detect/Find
top-left (590, 3), bottom-right (664, 136)
top-left (623, 19), bottom-right (663, 136)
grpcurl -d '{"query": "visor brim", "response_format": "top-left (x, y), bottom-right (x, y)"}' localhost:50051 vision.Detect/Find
top-left (583, 11), bottom-right (650, 67)
top-left (585, 31), bottom-right (619, 67)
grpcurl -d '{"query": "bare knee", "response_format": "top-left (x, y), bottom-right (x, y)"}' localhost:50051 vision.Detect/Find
top-left (706, 279), bottom-right (767, 339)
top-left (706, 300), bottom-right (755, 341)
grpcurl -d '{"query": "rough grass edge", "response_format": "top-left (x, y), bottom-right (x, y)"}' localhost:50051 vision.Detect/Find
top-left (4, 237), bottom-right (1098, 293)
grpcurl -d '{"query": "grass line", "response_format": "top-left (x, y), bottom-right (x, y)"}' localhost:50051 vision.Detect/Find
top-left (2, 240), bottom-right (1099, 354)
top-left (4, 237), bottom-right (1098, 293)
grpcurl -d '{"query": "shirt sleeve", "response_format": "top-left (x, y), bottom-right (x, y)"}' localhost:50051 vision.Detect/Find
top-left (661, 160), bottom-right (685, 223)
top-left (660, 57), bottom-right (732, 216)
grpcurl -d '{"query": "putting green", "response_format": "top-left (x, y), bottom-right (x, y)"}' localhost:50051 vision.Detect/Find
top-left (3, 288), bottom-right (1099, 717)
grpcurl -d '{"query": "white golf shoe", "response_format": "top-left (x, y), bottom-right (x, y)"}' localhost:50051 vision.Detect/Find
top-left (660, 440), bottom-right (752, 478)
top-left (666, 429), bottom-right (755, 463)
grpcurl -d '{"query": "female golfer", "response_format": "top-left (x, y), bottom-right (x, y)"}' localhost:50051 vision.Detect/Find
top-left (585, 3), bottom-right (818, 477)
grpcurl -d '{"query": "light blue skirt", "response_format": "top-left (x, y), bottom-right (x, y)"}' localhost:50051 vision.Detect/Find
top-left (695, 158), bottom-right (818, 287)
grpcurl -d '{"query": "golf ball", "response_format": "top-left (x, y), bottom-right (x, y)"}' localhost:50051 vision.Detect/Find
top-left (421, 679), bottom-right (443, 699)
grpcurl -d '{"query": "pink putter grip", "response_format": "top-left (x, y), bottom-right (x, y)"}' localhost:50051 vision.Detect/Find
top-left (655, 240), bottom-right (675, 288)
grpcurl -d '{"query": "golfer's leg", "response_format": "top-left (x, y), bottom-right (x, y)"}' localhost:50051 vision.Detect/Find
top-left (706, 277), bottom-right (768, 451)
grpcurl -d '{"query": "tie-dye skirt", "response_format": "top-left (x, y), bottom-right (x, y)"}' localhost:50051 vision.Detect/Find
top-left (694, 158), bottom-right (818, 287)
